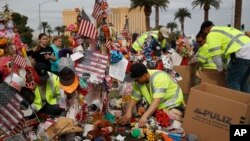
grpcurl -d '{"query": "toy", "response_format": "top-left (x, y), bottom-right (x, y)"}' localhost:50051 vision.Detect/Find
top-left (86, 119), bottom-right (114, 141)
top-left (131, 123), bottom-right (150, 139)
top-left (146, 130), bottom-right (156, 141)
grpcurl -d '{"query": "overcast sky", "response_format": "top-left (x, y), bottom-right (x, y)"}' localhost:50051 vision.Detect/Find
top-left (0, 0), bottom-right (249, 37)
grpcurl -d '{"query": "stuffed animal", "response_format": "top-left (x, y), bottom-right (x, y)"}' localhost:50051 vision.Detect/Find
top-left (86, 119), bottom-right (114, 141)
top-left (131, 123), bottom-right (150, 139)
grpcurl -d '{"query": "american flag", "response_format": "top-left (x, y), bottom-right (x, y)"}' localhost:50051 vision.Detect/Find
top-left (0, 83), bottom-right (26, 135)
top-left (77, 19), bottom-right (98, 39)
top-left (122, 28), bottom-right (132, 42)
top-left (91, 2), bottom-right (102, 22)
top-left (75, 50), bottom-right (108, 83)
top-left (104, 40), bottom-right (119, 51)
top-left (122, 28), bottom-right (129, 38)
top-left (104, 40), bottom-right (112, 49)
top-left (14, 55), bottom-right (27, 68)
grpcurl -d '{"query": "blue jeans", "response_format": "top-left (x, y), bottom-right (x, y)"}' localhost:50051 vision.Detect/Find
top-left (226, 58), bottom-right (250, 93)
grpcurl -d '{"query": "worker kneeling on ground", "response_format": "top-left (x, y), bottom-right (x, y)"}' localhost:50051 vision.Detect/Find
top-left (119, 63), bottom-right (184, 127)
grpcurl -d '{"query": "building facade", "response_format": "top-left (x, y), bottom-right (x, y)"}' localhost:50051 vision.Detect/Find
top-left (62, 9), bottom-right (78, 35)
top-left (107, 7), bottom-right (146, 34)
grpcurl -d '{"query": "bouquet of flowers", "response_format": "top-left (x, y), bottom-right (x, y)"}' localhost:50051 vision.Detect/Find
top-left (176, 35), bottom-right (193, 58)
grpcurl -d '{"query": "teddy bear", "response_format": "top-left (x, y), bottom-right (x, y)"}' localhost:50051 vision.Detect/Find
top-left (86, 119), bottom-right (115, 141)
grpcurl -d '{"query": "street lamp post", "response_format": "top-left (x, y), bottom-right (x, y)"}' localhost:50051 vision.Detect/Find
top-left (38, 0), bottom-right (58, 33)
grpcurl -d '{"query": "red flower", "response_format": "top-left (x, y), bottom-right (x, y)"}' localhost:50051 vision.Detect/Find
top-left (79, 87), bottom-right (88, 96)
top-left (155, 110), bottom-right (170, 127)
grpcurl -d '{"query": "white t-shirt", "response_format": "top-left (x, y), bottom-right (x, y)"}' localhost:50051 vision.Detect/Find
top-left (236, 43), bottom-right (250, 60)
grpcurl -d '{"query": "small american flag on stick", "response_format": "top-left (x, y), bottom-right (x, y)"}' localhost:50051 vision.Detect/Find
top-left (104, 40), bottom-right (112, 49)
top-left (77, 20), bottom-right (98, 39)
top-left (91, 2), bottom-right (102, 22)
top-left (14, 55), bottom-right (27, 68)
top-left (122, 28), bottom-right (132, 41)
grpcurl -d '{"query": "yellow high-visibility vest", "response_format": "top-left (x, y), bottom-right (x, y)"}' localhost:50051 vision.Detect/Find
top-left (206, 26), bottom-right (250, 63)
top-left (132, 31), bottom-right (167, 51)
top-left (32, 73), bottom-right (60, 111)
top-left (197, 43), bottom-right (217, 69)
top-left (130, 70), bottom-right (184, 109)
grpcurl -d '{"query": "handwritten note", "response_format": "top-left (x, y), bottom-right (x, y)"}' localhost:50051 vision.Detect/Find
top-left (109, 58), bottom-right (128, 82)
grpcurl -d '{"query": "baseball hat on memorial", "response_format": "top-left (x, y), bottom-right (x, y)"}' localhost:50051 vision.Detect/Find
top-left (159, 27), bottom-right (170, 38)
top-left (58, 57), bottom-right (79, 94)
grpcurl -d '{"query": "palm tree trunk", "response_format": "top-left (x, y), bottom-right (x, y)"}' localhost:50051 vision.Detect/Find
top-left (155, 6), bottom-right (159, 29)
top-left (181, 21), bottom-right (184, 35)
top-left (145, 15), bottom-right (150, 31)
top-left (144, 5), bottom-right (152, 31)
top-left (234, 0), bottom-right (242, 30)
top-left (58, 31), bottom-right (60, 36)
top-left (43, 28), bottom-right (46, 34)
top-left (204, 9), bottom-right (209, 21)
top-left (171, 28), bottom-right (173, 33)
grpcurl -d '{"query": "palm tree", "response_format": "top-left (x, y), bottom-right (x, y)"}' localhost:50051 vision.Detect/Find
top-left (47, 28), bottom-right (53, 38)
top-left (54, 26), bottom-right (61, 36)
top-left (39, 22), bottom-right (51, 34)
top-left (234, 0), bottom-right (242, 30)
top-left (130, 0), bottom-right (156, 31)
top-left (167, 22), bottom-right (178, 33)
top-left (60, 25), bottom-right (67, 36)
top-left (174, 8), bottom-right (191, 35)
top-left (191, 0), bottom-right (221, 21)
top-left (154, 0), bottom-right (169, 28)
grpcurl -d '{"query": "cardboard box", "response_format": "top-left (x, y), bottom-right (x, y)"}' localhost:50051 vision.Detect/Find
top-left (183, 83), bottom-right (250, 141)
top-left (173, 66), bottom-right (194, 94)
top-left (199, 69), bottom-right (226, 87)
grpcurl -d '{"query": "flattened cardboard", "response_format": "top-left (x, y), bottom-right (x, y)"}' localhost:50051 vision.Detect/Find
top-left (183, 83), bottom-right (250, 141)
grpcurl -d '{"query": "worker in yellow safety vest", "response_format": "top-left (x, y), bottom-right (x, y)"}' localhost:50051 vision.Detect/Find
top-left (32, 63), bottom-right (64, 116)
top-left (119, 63), bottom-right (184, 127)
top-left (132, 27), bottom-right (170, 53)
top-left (196, 31), bottom-right (217, 70)
top-left (200, 21), bottom-right (250, 93)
